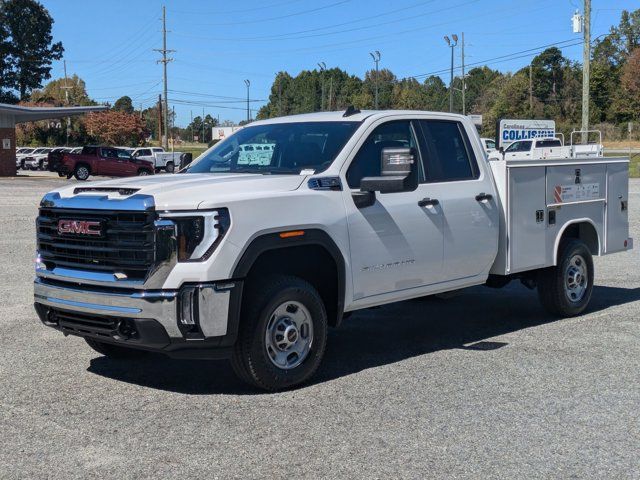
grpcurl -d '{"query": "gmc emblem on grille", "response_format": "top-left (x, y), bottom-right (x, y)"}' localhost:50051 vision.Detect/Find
top-left (57, 219), bottom-right (102, 236)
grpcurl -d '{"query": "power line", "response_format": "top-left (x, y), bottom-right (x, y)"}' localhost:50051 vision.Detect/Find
top-left (411, 38), bottom-right (583, 79)
top-left (188, 0), bottom-right (351, 27)
top-left (169, 0), bottom-right (304, 16)
top-left (172, 0), bottom-right (437, 41)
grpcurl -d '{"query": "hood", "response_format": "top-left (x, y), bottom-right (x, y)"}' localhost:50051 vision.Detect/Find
top-left (53, 173), bottom-right (307, 210)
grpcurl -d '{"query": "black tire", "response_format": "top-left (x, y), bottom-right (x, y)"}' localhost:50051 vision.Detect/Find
top-left (165, 161), bottom-right (175, 173)
top-left (20, 160), bottom-right (26, 170)
top-left (74, 164), bottom-right (90, 181)
top-left (84, 337), bottom-right (148, 359)
top-left (137, 168), bottom-right (151, 176)
top-left (231, 275), bottom-right (328, 391)
top-left (538, 239), bottom-right (594, 317)
top-left (38, 160), bottom-right (44, 170)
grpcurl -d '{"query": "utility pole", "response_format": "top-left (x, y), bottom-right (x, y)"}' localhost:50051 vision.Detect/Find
top-left (278, 79), bottom-right (282, 117)
top-left (202, 107), bottom-right (205, 143)
top-left (369, 51), bottom-right (381, 109)
top-left (581, 0), bottom-right (591, 144)
top-left (328, 76), bottom-right (333, 111)
top-left (529, 64), bottom-right (533, 112)
top-left (318, 62), bottom-right (326, 111)
top-left (190, 110), bottom-right (193, 143)
top-left (461, 32), bottom-right (466, 115)
top-left (244, 79), bottom-right (251, 123)
top-left (444, 35), bottom-right (458, 113)
top-left (154, 6), bottom-right (174, 150)
top-left (61, 60), bottom-right (73, 146)
top-left (157, 94), bottom-right (163, 143)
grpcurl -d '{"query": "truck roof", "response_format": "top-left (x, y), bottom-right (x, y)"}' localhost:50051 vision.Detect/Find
top-left (250, 109), bottom-right (469, 125)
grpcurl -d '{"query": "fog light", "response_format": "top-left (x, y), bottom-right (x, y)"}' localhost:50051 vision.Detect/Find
top-left (179, 287), bottom-right (197, 325)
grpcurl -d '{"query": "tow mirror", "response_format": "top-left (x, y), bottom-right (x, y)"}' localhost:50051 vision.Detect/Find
top-left (354, 147), bottom-right (418, 208)
top-left (360, 147), bottom-right (417, 194)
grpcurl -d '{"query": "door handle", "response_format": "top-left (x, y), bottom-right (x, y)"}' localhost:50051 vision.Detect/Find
top-left (418, 197), bottom-right (439, 207)
top-left (475, 193), bottom-right (493, 202)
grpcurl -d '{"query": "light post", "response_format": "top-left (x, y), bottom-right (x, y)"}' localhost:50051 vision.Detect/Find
top-left (444, 34), bottom-right (458, 113)
top-left (244, 79), bottom-right (251, 123)
top-left (318, 62), bottom-right (326, 111)
top-left (369, 51), bottom-right (381, 110)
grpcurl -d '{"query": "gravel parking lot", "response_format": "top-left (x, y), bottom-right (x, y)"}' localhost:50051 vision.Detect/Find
top-left (1, 173), bottom-right (639, 479)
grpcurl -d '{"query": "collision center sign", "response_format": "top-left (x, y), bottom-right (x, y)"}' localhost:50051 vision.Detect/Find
top-left (497, 119), bottom-right (555, 149)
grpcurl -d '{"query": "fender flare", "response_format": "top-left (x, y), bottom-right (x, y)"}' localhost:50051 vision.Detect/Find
top-left (232, 229), bottom-right (346, 326)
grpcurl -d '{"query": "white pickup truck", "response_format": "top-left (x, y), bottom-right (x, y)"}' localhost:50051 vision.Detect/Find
top-left (34, 110), bottom-right (632, 390)
top-left (131, 146), bottom-right (182, 173)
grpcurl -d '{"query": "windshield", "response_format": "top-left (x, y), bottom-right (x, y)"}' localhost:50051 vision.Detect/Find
top-left (186, 121), bottom-right (360, 175)
top-left (33, 148), bottom-right (49, 154)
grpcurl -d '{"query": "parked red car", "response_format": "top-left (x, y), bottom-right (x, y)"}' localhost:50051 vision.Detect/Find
top-left (48, 146), bottom-right (155, 181)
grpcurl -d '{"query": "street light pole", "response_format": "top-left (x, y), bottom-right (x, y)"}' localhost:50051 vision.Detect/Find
top-left (318, 62), bottom-right (326, 111)
top-left (444, 34), bottom-right (458, 113)
top-left (369, 51), bottom-right (381, 110)
top-left (244, 79), bottom-right (251, 123)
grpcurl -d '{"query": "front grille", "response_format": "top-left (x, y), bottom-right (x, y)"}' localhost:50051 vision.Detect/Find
top-left (37, 208), bottom-right (156, 280)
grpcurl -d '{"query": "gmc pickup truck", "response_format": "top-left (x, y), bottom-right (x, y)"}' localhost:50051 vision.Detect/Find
top-left (34, 109), bottom-right (632, 391)
top-left (48, 146), bottom-right (155, 180)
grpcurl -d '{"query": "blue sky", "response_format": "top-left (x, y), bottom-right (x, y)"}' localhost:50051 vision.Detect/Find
top-left (43, 0), bottom-right (638, 126)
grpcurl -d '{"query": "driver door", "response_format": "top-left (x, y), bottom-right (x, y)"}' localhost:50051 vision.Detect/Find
top-left (343, 119), bottom-right (444, 300)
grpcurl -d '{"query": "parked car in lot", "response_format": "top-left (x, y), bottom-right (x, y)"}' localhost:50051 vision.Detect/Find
top-left (23, 147), bottom-right (53, 170)
top-left (34, 109), bottom-right (632, 391)
top-left (16, 147), bottom-right (36, 169)
top-left (47, 145), bottom-right (155, 180)
top-left (131, 146), bottom-right (182, 173)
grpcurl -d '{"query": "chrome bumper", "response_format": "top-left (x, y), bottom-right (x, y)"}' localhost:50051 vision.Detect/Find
top-left (34, 278), bottom-right (182, 337)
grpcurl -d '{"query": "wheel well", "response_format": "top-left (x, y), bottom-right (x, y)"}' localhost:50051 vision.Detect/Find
top-left (557, 221), bottom-right (599, 260)
top-left (244, 245), bottom-right (342, 327)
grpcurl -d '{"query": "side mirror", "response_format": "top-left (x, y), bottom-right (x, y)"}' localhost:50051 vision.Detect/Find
top-left (360, 147), bottom-right (417, 194)
top-left (498, 146), bottom-right (504, 154)
top-left (353, 147), bottom-right (418, 209)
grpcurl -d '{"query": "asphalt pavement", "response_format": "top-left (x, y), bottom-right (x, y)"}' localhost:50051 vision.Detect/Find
top-left (0, 174), bottom-right (639, 479)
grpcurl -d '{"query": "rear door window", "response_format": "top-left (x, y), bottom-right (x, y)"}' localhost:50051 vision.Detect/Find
top-left (416, 120), bottom-right (479, 182)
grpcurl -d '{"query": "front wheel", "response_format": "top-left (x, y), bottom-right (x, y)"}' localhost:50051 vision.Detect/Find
top-left (538, 239), bottom-right (594, 317)
top-left (231, 276), bottom-right (328, 391)
top-left (165, 161), bottom-right (175, 173)
top-left (74, 165), bottom-right (90, 181)
top-left (137, 168), bottom-right (151, 176)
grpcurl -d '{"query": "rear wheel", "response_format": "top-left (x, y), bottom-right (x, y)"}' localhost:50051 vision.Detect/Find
top-left (74, 165), bottom-right (90, 181)
top-left (231, 276), bottom-right (328, 391)
top-left (165, 161), bottom-right (175, 173)
top-left (538, 239), bottom-right (594, 317)
top-left (84, 338), bottom-right (148, 359)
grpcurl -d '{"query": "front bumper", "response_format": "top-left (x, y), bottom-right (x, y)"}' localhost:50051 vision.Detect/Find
top-left (34, 278), bottom-right (241, 359)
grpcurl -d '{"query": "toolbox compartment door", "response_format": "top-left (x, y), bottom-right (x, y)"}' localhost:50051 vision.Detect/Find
top-left (605, 162), bottom-right (629, 254)
top-left (508, 166), bottom-right (548, 273)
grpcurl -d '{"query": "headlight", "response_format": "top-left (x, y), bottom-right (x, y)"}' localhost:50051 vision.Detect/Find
top-left (160, 209), bottom-right (230, 262)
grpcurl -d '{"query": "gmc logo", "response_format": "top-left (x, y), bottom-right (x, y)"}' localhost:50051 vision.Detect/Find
top-left (57, 219), bottom-right (102, 236)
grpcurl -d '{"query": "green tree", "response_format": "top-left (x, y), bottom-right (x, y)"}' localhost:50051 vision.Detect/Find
top-left (30, 74), bottom-right (93, 106)
top-left (113, 95), bottom-right (134, 113)
top-left (0, 0), bottom-right (64, 100)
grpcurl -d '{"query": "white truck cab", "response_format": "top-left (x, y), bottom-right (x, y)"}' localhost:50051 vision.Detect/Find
top-left (131, 147), bottom-right (182, 173)
top-left (34, 109), bottom-right (632, 390)
top-left (480, 137), bottom-right (496, 154)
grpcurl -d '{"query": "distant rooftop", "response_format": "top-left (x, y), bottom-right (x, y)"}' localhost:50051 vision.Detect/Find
top-left (0, 103), bottom-right (108, 123)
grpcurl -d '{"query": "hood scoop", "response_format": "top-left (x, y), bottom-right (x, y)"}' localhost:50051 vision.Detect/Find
top-left (73, 187), bottom-right (140, 196)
